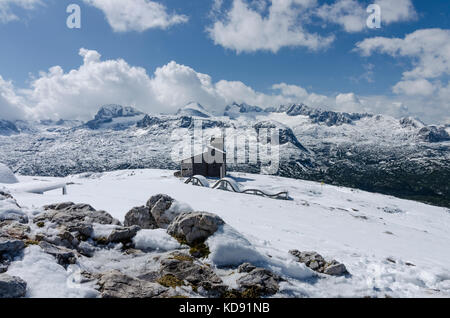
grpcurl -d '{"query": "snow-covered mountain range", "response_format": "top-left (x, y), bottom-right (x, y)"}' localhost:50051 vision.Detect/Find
top-left (0, 103), bottom-right (449, 207)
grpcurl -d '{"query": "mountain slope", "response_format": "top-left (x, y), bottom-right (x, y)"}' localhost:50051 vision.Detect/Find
top-left (0, 103), bottom-right (449, 207)
top-left (7, 169), bottom-right (450, 298)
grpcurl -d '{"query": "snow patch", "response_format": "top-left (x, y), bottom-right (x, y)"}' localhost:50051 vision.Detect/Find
top-left (6, 246), bottom-right (98, 298)
top-left (207, 224), bottom-right (267, 267)
top-left (133, 229), bottom-right (184, 252)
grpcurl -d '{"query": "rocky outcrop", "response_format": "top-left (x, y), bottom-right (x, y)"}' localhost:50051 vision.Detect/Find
top-left (34, 202), bottom-right (120, 239)
top-left (418, 126), bottom-right (450, 143)
top-left (289, 250), bottom-right (349, 276)
top-left (236, 263), bottom-right (282, 297)
top-left (0, 274), bottom-right (27, 298)
top-left (124, 206), bottom-right (158, 229)
top-left (167, 212), bottom-right (224, 245)
top-left (98, 270), bottom-right (167, 298)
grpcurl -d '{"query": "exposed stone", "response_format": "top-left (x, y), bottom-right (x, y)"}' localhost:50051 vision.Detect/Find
top-left (237, 265), bottom-right (282, 297)
top-left (124, 206), bottom-right (158, 229)
top-left (77, 241), bottom-right (96, 257)
top-left (167, 212), bottom-right (225, 245)
top-left (34, 202), bottom-right (121, 240)
top-left (238, 263), bottom-right (257, 274)
top-left (0, 274), bottom-right (27, 298)
top-left (0, 221), bottom-right (30, 240)
top-left (98, 270), bottom-right (167, 298)
top-left (147, 194), bottom-right (175, 228)
top-left (323, 261), bottom-right (348, 276)
top-left (38, 241), bottom-right (77, 267)
top-left (108, 225), bottom-right (140, 243)
top-left (0, 237), bottom-right (25, 255)
top-left (159, 252), bottom-right (226, 297)
top-left (289, 250), bottom-right (349, 276)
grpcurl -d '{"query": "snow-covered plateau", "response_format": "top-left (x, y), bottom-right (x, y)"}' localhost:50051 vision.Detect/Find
top-left (1, 169), bottom-right (449, 298)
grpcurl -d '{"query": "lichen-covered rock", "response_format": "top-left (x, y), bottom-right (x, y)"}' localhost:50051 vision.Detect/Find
top-left (289, 250), bottom-right (349, 276)
top-left (98, 270), bottom-right (167, 298)
top-left (0, 221), bottom-right (30, 240)
top-left (167, 212), bottom-right (224, 245)
top-left (124, 206), bottom-right (158, 229)
top-left (0, 274), bottom-right (27, 298)
top-left (236, 265), bottom-right (282, 297)
top-left (159, 252), bottom-right (226, 297)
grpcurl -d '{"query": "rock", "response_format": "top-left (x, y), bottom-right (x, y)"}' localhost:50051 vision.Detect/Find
top-left (98, 270), bottom-right (167, 298)
top-left (108, 225), bottom-right (140, 243)
top-left (38, 241), bottom-right (77, 267)
top-left (34, 202), bottom-right (121, 239)
top-left (167, 212), bottom-right (225, 245)
top-left (289, 250), bottom-right (349, 276)
top-left (237, 265), bottom-right (282, 297)
top-left (147, 194), bottom-right (175, 228)
top-left (238, 263), bottom-right (257, 273)
top-left (0, 237), bottom-right (25, 255)
top-left (0, 221), bottom-right (30, 240)
top-left (77, 241), bottom-right (96, 257)
top-left (159, 252), bottom-right (226, 297)
top-left (323, 261), bottom-right (349, 276)
top-left (0, 274), bottom-right (27, 298)
top-left (124, 206), bottom-right (158, 229)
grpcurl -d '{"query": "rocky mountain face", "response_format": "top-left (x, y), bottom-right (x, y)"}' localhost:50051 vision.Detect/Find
top-left (0, 103), bottom-right (449, 208)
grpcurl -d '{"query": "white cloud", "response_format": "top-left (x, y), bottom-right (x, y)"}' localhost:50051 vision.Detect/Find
top-left (356, 29), bottom-right (450, 80)
top-left (354, 28), bottom-right (450, 123)
top-left (0, 76), bottom-right (27, 120)
top-left (207, 0), bottom-right (417, 52)
top-left (207, 0), bottom-right (334, 53)
top-left (83, 0), bottom-right (188, 32)
top-left (1, 48), bottom-right (448, 124)
top-left (0, 0), bottom-right (42, 23)
top-left (393, 79), bottom-right (435, 96)
top-left (316, 0), bottom-right (416, 33)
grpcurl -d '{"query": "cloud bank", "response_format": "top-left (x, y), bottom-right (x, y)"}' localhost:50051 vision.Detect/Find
top-left (1, 47), bottom-right (448, 124)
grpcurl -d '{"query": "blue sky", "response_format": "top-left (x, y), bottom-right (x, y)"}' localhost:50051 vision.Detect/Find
top-left (0, 0), bottom-right (449, 123)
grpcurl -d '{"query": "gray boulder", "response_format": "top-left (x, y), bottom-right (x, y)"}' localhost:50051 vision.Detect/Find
top-left (159, 252), bottom-right (226, 297)
top-left (237, 264), bottom-right (282, 296)
top-left (98, 270), bottom-right (167, 298)
top-left (39, 241), bottom-right (77, 267)
top-left (108, 225), bottom-right (140, 243)
top-left (0, 274), bottom-right (27, 298)
top-left (289, 250), bottom-right (349, 276)
top-left (34, 202), bottom-right (121, 239)
top-left (147, 194), bottom-right (175, 228)
top-left (0, 221), bottom-right (30, 240)
top-left (124, 206), bottom-right (158, 229)
top-left (0, 237), bottom-right (25, 255)
top-left (167, 212), bottom-right (224, 245)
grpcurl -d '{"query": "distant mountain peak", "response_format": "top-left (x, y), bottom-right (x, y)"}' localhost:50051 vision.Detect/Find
top-left (86, 105), bottom-right (144, 130)
top-left (176, 102), bottom-right (211, 118)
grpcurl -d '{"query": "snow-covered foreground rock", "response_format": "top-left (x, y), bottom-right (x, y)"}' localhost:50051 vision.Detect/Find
top-left (1, 169), bottom-right (450, 298)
